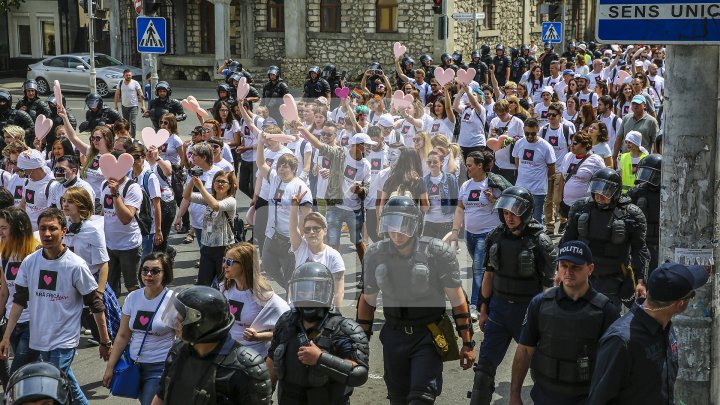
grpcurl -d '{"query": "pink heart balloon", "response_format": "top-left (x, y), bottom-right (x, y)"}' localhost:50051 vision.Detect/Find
top-left (246, 205), bottom-right (255, 226)
top-left (434, 67), bottom-right (455, 87)
top-left (392, 90), bottom-right (414, 109)
top-left (393, 41), bottom-right (407, 59)
top-left (99, 153), bottom-right (134, 181)
top-left (183, 96), bottom-right (208, 119)
top-left (456, 68), bottom-right (477, 86)
top-left (236, 77), bottom-right (249, 100)
top-left (279, 94), bottom-right (299, 123)
top-left (614, 70), bottom-right (630, 86)
top-left (265, 133), bottom-right (296, 143)
top-left (181, 99), bottom-right (194, 112)
top-left (486, 138), bottom-right (501, 151)
top-left (34, 114), bottom-right (53, 141)
top-left (53, 80), bottom-right (63, 109)
top-left (335, 87), bottom-right (350, 100)
top-left (141, 127), bottom-right (170, 149)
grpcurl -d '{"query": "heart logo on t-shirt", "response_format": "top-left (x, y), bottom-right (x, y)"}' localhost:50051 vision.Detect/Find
top-left (541, 111), bottom-right (548, 119)
top-left (104, 195), bottom-right (114, 209)
top-left (265, 158), bottom-right (274, 167)
top-left (138, 315), bottom-right (150, 326)
top-left (25, 190), bottom-right (35, 205)
top-left (523, 149), bottom-right (535, 161)
top-left (468, 190), bottom-right (480, 201)
top-left (402, 126), bottom-right (410, 134)
top-left (431, 123), bottom-right (440, 132)
top-left (91, 158), bottom-right (100, 169)
top-left (38, 270), bottom-right (57, 291)
top-left (341, 137), bottom-right (349, 146)
top-left (133, 310), bottom-right (155, 330)
top-left (244, 126), bottom-right (251, 135)
top-left (322, 158), bottom-right (331, 169)
top-left (371, 159), bottom-right (381, 169)
top-left (14, 186), bottom-right (23, 199)
top-left (549, 136), bottom-right (558, 146)
top-left (228, 299), bottom-right (244, 321)
top-left (274, 189), bottom-right (284, 202)
top-left (430, 185), bottom-right (439, 194)
top-left (159, 143), bottom-right (168, 152)
top-left (344, 165), bottom-right (356, 179)
top-left (632, 164), bottom-right (638, 174)
top-left (229, 305), bottom-right (238, 314)
top-left (6, 262), bottom-right (20, 281)
top-left (463, 113), bottom-right (471, 121)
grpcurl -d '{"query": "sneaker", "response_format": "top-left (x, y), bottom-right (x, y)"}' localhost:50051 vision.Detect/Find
top-left (545, 229), bottom-right (554, 236)
top-left (470, 304), bottom-right (479, 323)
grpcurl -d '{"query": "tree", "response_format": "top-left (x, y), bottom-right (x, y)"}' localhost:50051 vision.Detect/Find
top-left (0, 0), bottom-right (26, 14)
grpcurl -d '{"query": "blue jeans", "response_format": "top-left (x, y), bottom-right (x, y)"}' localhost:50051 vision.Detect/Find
top-left (326, 206), bottom-right (364, 246)
top-left (466, 231), bottom-right (489, 307)
top-left (9, 321), bottom-right (31, 375)
top-left (139, 361), bottom-right (165, 405)
top-left (32, 347), bottom-right (88, 405)
top-left (532, 194), bottom-right (546, 225)
top-left (479, 296), bottom-right (530, 369)
top-left (141, 234), bottom-right (155, 260)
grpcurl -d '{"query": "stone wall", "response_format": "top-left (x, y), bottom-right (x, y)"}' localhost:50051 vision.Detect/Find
top-left (254, 0), bottom-right (286, 62)
top-left (185, 0), bottom-right (202, 54)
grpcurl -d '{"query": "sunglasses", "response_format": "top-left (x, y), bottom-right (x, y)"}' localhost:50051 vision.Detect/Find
top-left (223, 257), bottom-right (241, 267)
top-left (90, 136), bottom-right (103, 142)
top-left (303, 226), bottom-right (323, 234)
top-left (508, 101), bottom-right (517, 104)
top-left (211, 144), bottom-right (221, 149)
top-left (546, 113), bottom-right (559, 118)
top-left (141, 267), bottom-right (162, 276)
top-left (54, 167), bottom-right (67, 175)
top-left (320, 132), bottom-right (334, 138)
top-left (131, 154), bottom-right (143, 160)
top-left (524, 131), bottom-right (538, 136)
top-left (572, 141), bottom-right (581, 145)
top-left (160, 120), bottom-right (170, 125)
top-left (215, 179), bottom-right (229, 185)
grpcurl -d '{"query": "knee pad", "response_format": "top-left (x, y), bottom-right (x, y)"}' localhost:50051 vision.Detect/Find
top-left (407, 390), bottom-right (435, 405)
top-left (467, 358), bottom-right (496, 405)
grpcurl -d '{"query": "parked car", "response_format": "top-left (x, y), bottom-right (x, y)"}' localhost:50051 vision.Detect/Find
top-left (27, 53), bottom-right (143, 97)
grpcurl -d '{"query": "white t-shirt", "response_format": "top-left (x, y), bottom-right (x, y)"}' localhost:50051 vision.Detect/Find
top-left (23, 174), bottom-right (61, 231)
top-left (368, 166), bottom-right (391, 211)
top-left (592, 142), bottom-right (612, 158)
top-left (409, 79), bottom-right (431, 105)
top-left (367, 145), bottom-right (389, 178)
top-left (287, 139), bottom-right (313, 177)
top-left (490, 116), bottom-right (525, 170)
top-left (64, 215), bottom-right (109, 275)
top-left (577, 91), bottom-right (599, 109)
top-left (188, 165), bottom-right (221, 229)
top-left (459, 178), bottom-right (502, 234)
top-left (258, 147), bottom-right (292, 201)
top-left (221, 120), bottom-right (242, 144)
top-left (554, 81), bottom-right (568, 102)
top-left (313, 152), bottom-right (331, 199)
top-left (338, 151), bottom-right (371, 211)
top-left (293, 239), bottom-right (345, 273)
top-left (512, 137), bottom-right (557, 195)
top-left (0, 169), bottom-right (11, 189)
top-left (159, 134), bottom-right (184, 166)
top-left (119, 79), bottom-right (142, 107)
top-left (266, 176), bottom-right (312, 238)
top-left (130, 169), bottom-right (161, 232)
top-left (425, 174), bottom-right (454, 224)
top-left (221, 286), bottom-right (270, 357)
top-left (214, 158), bottom-right (234, 172)
top-left (599, 113), bottom-right (622, 149)
top-left (8, 174), bottom-right (25, 206)
top-left (102, 177), bottom-right (143, 250)
top-left (122, 288), bottom-right (176, 363)
top-left (151, 163), bottom-right (174, 203)
top-left (336, 129), bottom-right (353, 148)
top-left (48, 178), bottom-right (96, 212)
top-left (425, 117), bottom-right (454, 138)
top-left (539, 123), bottom-right (574, 165)
top-left (457, 105), bottom-right (486, 148)
top-left (397, 118), bottom-right (421, 147)
top-left (2, 253), bottom-right (31, 323)
top-left (560, 153), bottom-right (606, 206)
top-left (240, 116), bottom-right (263, 162)
top-left (16, 248), bottom-right (98, 351)
top-left (82, 150), bottom-right (106, 198)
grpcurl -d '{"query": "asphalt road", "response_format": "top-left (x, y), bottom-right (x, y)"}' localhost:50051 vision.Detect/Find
top-left (3, 83), bottom-right (535, 404)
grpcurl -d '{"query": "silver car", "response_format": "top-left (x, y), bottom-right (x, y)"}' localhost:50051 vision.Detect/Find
top-left (27, 53), bottom-right (143, 97)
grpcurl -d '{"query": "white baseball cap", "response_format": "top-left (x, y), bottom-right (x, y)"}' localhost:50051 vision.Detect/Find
top-left (350, 133), bottom-right (378, 146)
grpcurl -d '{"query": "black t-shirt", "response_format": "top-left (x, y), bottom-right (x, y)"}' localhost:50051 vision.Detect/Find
top-left (541, 52), bottom-right (560, 77)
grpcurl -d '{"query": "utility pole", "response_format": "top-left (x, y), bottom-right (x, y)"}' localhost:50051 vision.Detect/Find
top-left (659, 45), bottom-right (719, 404)
top-left (560, 0), bottom-right (567, 55)
top-left (88, 1), bottom-right (97, 94)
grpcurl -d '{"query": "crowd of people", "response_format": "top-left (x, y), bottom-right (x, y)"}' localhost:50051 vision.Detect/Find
top-left (0, 39), bottom-right (704, 405)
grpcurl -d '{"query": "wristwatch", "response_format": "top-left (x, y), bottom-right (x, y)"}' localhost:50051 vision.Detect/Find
top-left (100, 341), bottom-right (113, 348)
top-left (463, 341), bottom-right (476, 349)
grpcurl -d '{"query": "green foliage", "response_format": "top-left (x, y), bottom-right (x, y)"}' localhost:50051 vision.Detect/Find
top-left (0, 0), bottom-right (26, 14)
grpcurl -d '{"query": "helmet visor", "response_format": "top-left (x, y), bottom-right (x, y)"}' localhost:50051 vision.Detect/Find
top-left (8, 375), bottom-right (63, 402)
top-left (288, 279), bottom-right (332, 307)
top-left (380, 213), bottom-right (419, 237)
top-left (161, 296), bottom-right (203, 331)
top-left (86, 99), bottom-right (100, 109)
top-left (587, 178), bottom-right (619, 199)
top-left (635, 167), bottom-right (660, 186)
top-left (494, 194), bottom-right (530, 217)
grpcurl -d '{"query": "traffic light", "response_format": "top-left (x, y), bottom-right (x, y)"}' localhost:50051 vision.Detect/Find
top-left (81, 0), bottom-right (97, 14)
top-left (549, 3), bottom-right (561, 21)
top-left (432, 0), bottom-right (442, 14)
top-left (144, 0), bottom-right (162, 16)
top-left (94, 18), bottom-right (108, 41)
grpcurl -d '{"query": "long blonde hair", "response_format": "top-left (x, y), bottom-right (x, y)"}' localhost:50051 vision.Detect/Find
top-left (0, 207), bottom-right (39, 262)
top-left (223, 243), bottom-right (273, 302)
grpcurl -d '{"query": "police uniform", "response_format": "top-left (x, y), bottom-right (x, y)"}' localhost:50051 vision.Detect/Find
top-left (147, 82), bottom-right (186, 130)
top-left (262, 67), bottom-right (290, 126)
top-left (79, 103), bottom-right (121, 133)
top-left (303, 67), bottom-right (331, 100)
top-left (628, 154), bottom-right (661, 273)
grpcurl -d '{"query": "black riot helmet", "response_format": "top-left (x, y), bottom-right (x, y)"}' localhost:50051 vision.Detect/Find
top-left (0, 90), bottom-right (13, 111)
top-left (308, 66), bottom-right (321, 78)
top-left (6, 361), bottom-right (71, 405)
top-left (401, 56), bottom-right (415, 69)
top-left (451, 51), bottom-right (463, 64)
top-left (419, 54), bottom-right (433, 66)
top-left (85, 92), bottom-right (103, 110)
top-left (509, 47), bottom-right (519, 57)
top-left (322, 64), bottom-right (337, 80)
top-left (161, 286), bottom-right (233, 344)
top-left (229, 72), bottom-right (243, 85)
top-left (380, 196), bottom-right (423, 245)
top-left (440, 52), bottom-right (452, 65)
top-left (217, 83), bottom-right (231, 98)
top-left (588, 41), bottom-right (597, 51)
top-left (471, 50), bottom-right (481, 59)
top-left (568, 41), bottom-right (576, 50)
top-left (587, 168), bottom-right (622, 208)
top-left (495, 186), bottom-right (534, 225)
top-left (267, 65), bottom-right (281, 79)
top-left (155, 81), bottom-right (172, 98)
top-left (496, 43), bottom-right (505, 52)
top-left (367, 61), bottom-right (382, 71)
top-left (481, 44), bottom-right (491, 55)
top-left (228, 60), bottom-right (241, 72)
top-left (521, 44), bottom-right (530, 53)
top-left (288, 262), bottom-right (334, 322)
top-left (46, 95), bottom-right (66, 112)
top-left (635, 154), bottom-right (662, 188)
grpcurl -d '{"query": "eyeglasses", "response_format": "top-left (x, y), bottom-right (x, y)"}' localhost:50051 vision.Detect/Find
top-left (219, 109), bottom-right (229, 113)
top-left (214, 179), bottom-right (229, 185)
top-left (211, 144), bottom-right (221, 149)
top-left (524, 131), bottom-right (538, 136)
top-left (141, 267), bottom-right (162, 276)
top-left (90, 136), bottom-right (103, 142)
top-left (223, 257), bottom-right (241, 267)
top-left (508, 101), bottom-right (517, 104)
top-left (160, 120), bottom-right (169, 125)
top-left (303, 226), bottom-right (323, 234)
top-left (546, 113), bottom-right (559, 118)
top-left (131, 154), bottom-right (143, 160)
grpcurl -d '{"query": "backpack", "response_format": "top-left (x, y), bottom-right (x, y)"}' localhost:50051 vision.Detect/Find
top-left (541, 124), bottom-right (571, 147)
top-left (155, 164), bottom-right (183, 199)
top-left (104, 173), bottom-right (153, 236)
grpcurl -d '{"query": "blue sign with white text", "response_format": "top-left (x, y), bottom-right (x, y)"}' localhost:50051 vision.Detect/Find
top-left (542, 22), bottom-right (563, 44)
top-left (136, 17), bottom-right (167, 53)
top-left (596, 0), bottom-right (720, 44)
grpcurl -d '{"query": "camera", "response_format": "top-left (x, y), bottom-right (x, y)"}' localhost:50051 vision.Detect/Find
top-left (189, 167), bottom-right (203, 177)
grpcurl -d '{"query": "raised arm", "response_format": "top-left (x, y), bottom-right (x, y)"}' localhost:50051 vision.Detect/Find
top-left (443, 84), bottom-right (455, 123)
top-left (394, 57), bottom-right (411, 83)
top-left (58, 106), bottom-right (89, 153)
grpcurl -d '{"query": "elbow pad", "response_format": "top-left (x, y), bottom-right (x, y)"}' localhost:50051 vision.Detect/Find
top-left (316, 352), bottom-right (369, 387)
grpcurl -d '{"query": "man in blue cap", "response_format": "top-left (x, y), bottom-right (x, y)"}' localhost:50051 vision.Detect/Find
top-left (509, 241), bottom-right (618, 405)
top-left (587, 262), bottom-right (709, 404)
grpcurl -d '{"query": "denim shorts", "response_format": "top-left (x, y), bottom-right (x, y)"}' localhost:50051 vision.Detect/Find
top-left (327, 206), bottom-right (365, 245)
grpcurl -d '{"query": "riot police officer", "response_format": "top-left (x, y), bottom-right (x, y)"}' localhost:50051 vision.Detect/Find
top-left (229, 71), bottom-right (261, 110)
top-left (0, 89), bottom-right (34, 149)
top-left (323, 64), bottom-right (344, 109)
top-left (357, 196), bottom-right (476, 405)
top-left (156, 286), bottom-right (272, 405)
top-left (303, 66), bottom-right (331, 101)
top-left (520, 44), bottom-right (533, 65)
top-left (267, 263), bottom-right (369, 404)
top-left (562, 42), bottom-right (578, 61)
top-left (469, 186), bottom-right (557, 405)
top-left (213, 83), bottom-right (235, 115)
top-left (143, 81), bottom-right (186, 130)
top-left (78, 92), bottom-right (121, 133)
top-left (439, 52), bottom-right (457, 72)
top-left (509, 48), bottom-right (528, 83)
top-left (628, 154), bottom-right (661, 273)
top-left (261, 65), bottom-right (290, 125)
top-left (509, 241), bottom-right (619, 405)
top-left (5, 362), bottom-right (71, 405)
top-left (15, 79), bottom-right (51, 122)
top-left (561, 168), bottom-right (650, 313)
top-left (479, 44), bottom-right (494, 72)
top-left (452, 51), bottom-right (468, 70)
top-left (492, 44), bottom-right (512, 87)
top-left (419, 54), bottom-right (435, 81)
top-left (397, 56), bottom-right (415, 88)
top-left (468, 50), bottom-right (489, 85)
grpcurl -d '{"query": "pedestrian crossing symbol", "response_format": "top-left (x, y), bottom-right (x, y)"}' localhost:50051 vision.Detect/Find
top-left (541, 22), bottom-right (563, 44)
top-left (136, 17), bottom-right (167, 54)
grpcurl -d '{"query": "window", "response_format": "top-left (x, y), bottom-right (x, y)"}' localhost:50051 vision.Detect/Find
top-left (200, 0), bottom-right (215, 53)
top-left (17, 24), bottom-right (31, 55)
top-left (376, 0), bottom-right (398, 33)
top-left (41, 21), bottom-right (56, 56)
top-left (482, 1), bottom-right (494, 29)
top-left (320, 0), bottom-right (341, 33)
top-left (67, 57), bottom-right (85, 69)
top-left (267, 0), bottom-right (285, 32)
top-left (46, 57), bottom-right (67, 68)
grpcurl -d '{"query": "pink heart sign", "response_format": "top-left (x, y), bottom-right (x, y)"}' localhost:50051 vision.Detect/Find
top-left (10, 265), bottom-right (18, 276)
top-left (486, 135), bottom-right (509, 151)
top-left (141, 127), bottom-right (170, 149)
top-left (456, 68), bottom-right (477, 86)
top-left (181, 95), bottom-right (209, 120)
top-left (470, 192), bottom-right (479, 199)
top-left (393, 41), bottom-right (407, 59)
top-left (236, 77), bottom-right (249, 100)
top-left (34, 114), bottom-right (53, 141)
top-left (265, 133), bottom-right (296, 143)
top-left (434, 67), bottom-right (455, 87)
top-left (99, 153), bottom-right (134, 181)
top-left (392, 90), bottom-right (414, 109)
top-left (53, 80), bottom-right (63, 109)
top-left (335, 86), bottom-right (350, 100)
top-left (279, 94), bottom-right (299, 123)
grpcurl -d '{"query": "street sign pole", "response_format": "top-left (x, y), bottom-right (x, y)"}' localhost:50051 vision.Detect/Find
top-left (560, 0), bottom-right (567, 54)
top-left (472, 8), bottom-right (478, 51)
top-left (88, 7), bottom-right (97, 94)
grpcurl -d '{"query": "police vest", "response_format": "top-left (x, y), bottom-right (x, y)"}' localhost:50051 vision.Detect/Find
top-left (530, 287), bottom-right (610, 397)
top-left (619, 152), bottom-right (647, 192)
top-left (575, 202), bottom-right (632, 277)
top-left (488, 231), bottom-right (543, 302)
top-left (631, 186), bottom-right (659, 245)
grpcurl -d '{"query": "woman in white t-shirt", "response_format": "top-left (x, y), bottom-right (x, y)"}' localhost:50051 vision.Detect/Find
top-left (157, 113), bottom-right (185, 166)
top-left (214, 101), bottom-right (242, 173)
top-left (560, 131), bottom-right (606, 226)
top-left (220, 243), bottom-right (289, 357)
top-left (0, 207), bottom-right (39, 375)
top-left (426, 84), bottom-right (455, 139)
top-left (103, 252), bottom-right (176, 405)
top-left (588, 120), bottom-right (614, 168)
top-left (394, 100), bottom-right (426, 148)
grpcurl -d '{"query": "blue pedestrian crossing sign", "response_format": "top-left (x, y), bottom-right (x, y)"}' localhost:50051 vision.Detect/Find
top-left (136, 17), bottom-right (167, 54)
top-left (541, 22), bottom-right (563, 44)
